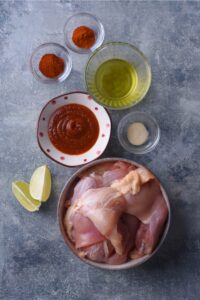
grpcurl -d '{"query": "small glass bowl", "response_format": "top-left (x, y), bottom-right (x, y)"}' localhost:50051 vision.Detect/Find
top-left (118, 111), bottom-right (160, 154)
top-left (85, 42), bottom-right (151, 110)
top-left (30, 43), bottom-right (72, 83)
top-left (64, 12), bottom-right (105, 54)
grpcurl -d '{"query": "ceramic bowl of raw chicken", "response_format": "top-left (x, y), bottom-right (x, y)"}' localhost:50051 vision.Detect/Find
top-left (58, 158), bottom-right (170, 270)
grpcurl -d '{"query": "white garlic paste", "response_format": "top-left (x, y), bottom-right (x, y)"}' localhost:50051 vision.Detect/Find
top-left (127, 122), bottom-right (149, 146)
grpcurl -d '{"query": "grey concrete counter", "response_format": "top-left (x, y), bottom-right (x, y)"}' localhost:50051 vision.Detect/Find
top-left (1, 1), bottom-right (200, 299)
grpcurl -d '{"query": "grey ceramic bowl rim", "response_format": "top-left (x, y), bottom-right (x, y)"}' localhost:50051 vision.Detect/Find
top-left (57, 157), bottom-right (171, 270)
top-left (85, 42), bottom-right (152, 110)
top-left (30, 42), bottom-right (72, 83)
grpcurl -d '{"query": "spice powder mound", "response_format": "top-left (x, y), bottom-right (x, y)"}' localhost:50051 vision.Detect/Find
top-left (39, 53), bottom-right (65, 78)
top-left (72, 26), bottom-right (96, 49)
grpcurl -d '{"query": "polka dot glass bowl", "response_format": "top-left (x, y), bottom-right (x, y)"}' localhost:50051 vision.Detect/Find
top-left (37, 92), bottom-right (111, 167)
top-left (64, 12), bottom-right (105, 54)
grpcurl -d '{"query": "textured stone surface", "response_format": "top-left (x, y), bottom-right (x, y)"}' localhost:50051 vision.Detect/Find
top-left (1, 1), bottom-right (200, 299)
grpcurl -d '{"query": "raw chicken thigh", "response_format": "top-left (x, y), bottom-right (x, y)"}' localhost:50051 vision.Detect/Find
top-left (64, 161), bottom-right (168, 264)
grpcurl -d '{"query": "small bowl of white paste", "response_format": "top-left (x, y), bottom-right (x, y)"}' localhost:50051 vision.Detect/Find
top-left (118, 111), bottom-right (160, 154)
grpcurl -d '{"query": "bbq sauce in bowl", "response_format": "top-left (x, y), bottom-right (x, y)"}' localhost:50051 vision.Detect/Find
top-left (48, 104), bottom-right (99, 155)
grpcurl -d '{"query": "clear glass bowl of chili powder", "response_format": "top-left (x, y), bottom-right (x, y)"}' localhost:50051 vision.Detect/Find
top-left (64, 12), bottom-right (105, 54)
top-left (30, 43), bottom-right (72, 83)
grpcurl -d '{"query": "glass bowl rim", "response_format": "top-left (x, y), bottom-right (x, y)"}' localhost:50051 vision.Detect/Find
top-left (30, 42), bottom-right (72, 83)
top-left (63, 12), bottom-right (105, 54)
top-left (117, 111), bottom-right (160, 154)
top-left (85, 41), bottom-right (152, 110)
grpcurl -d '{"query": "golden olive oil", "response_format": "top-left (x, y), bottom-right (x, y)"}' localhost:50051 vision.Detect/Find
top-left (95, 59), bottom-right (138, 101)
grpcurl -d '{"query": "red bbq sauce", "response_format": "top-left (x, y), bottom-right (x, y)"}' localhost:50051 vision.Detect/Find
top-left (48, 104), bottom-right (99, 155)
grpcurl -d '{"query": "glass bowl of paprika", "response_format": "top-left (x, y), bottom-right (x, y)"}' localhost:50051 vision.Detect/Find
top-left (64, 12), bottom-right (105, 54)
top-left (30, 42), bottom-right (72, 83)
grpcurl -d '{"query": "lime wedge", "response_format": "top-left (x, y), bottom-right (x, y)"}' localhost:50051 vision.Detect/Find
top-left (29, 165), bottom-right (51, 202)
top-left (12, 181), bottom-right (41, 212)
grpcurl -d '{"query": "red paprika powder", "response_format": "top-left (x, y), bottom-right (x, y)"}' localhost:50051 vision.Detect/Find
top-left (39, 53), bottom-right (65, 78)
top-left (72, 26), bottom-right (95, 49)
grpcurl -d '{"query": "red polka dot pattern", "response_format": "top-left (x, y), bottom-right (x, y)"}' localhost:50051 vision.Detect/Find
top-left (37, 92), bottom-right (111, 167)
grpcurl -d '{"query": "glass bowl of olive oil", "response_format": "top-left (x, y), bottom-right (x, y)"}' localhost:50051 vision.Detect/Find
top-left (85, 42), bottom-right (152, 109)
